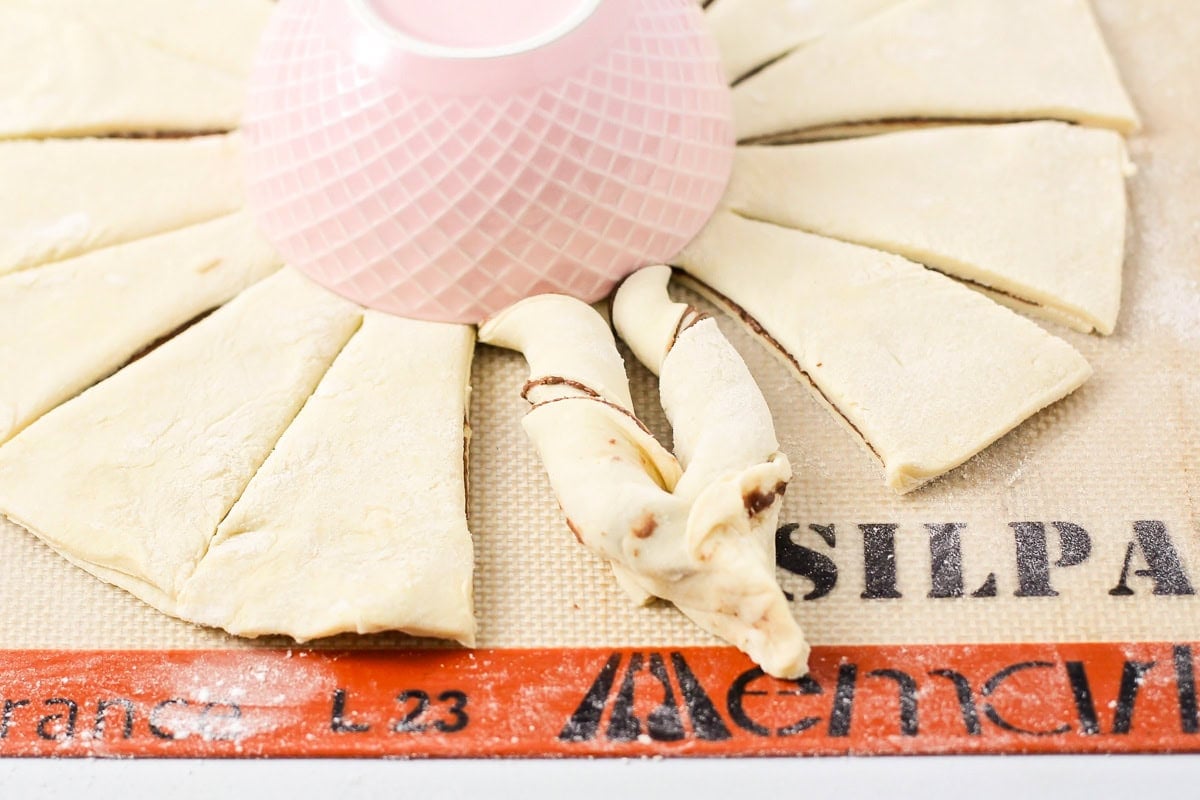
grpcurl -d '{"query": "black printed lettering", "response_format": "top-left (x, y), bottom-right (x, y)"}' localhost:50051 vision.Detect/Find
top-left (1011, 522), bottom-right (1091, 597)
top-left (982, 662), bottom-right (1071, 736)
top-left (329, 689), bottom-right (370, 734)
top-left (1110, 521), bottom-right (1195, 596)
top-left (36, 698), bottom-right (77, 741)
top-left (390, 690), bottom-right (470, 735)
top-left (927, 523), bottom-right (966, 598)
top-left (94, 698), bottom-right (135, 740)
top-left (929, 670), bottom-right (981, 735)
top-left (0, 699), bottom-right (29, 738)
top-left (559, 653), bottom-right (622, 743)
top-left (1175, 645), bottom-right (1199, 734)
top-left (199, 702), bottom-right (242, 742)
top-left (726, 667), bottom-right (822, 738)
top-left (726, 669), bottom-right (771, 737)
top-left (432, 691), bottom-right (468, 734)
top-left (669, 653), bottom-right (731, 741)
top-left (148, 698), bottom-right (188, 740)
top-left (776, 523), bottom-right (838, 601)
top-left (1065, 661), bottom-right (1101, 736)
top-left (392, 690), bottom-right (430, 733)
top-left (866, 669), bottom-right (918, 736)
top-left (860, 524), bottom-right (902, 600)
top-left (606, 652), bottom-right (684, 742)
top-left (827, 663), bottom-right (857, 737)
top-left (1112, 661), bottom-right (1157, 735)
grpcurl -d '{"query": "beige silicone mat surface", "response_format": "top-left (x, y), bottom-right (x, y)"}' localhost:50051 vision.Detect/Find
top-left (0, 0), bottom-right (1196, 652)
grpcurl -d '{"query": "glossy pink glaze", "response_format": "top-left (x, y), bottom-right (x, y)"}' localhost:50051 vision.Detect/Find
top-left (243, 0), bottom-right (734, 323)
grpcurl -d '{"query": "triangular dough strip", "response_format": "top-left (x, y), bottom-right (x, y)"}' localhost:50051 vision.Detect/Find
top-left (733, 0), bottom-right (1140, 142)
top-left (0, 133), bottom-right (245, 276)
top-left (0, 211), bottom-right (282, 445)
top-left (0, 269), bottom-right (362, 613)
top-left (481, 291), bottom-right (807, 677)
top-left (726, 122), bottom-right (1132, 334)
top-left (0, 5), bottom-right (246, 139)
top-left (706, 0), bottom-right (903, 83)
top-left (9, 0), bottom-right (274, 77)
top-left (675, 212), bottom-right (1093, 493)
top-left (176, 313), bottom-right (477, 645)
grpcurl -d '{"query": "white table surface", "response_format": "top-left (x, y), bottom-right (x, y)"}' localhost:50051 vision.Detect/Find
top-left (1, 755), bottom-right (1193, 799)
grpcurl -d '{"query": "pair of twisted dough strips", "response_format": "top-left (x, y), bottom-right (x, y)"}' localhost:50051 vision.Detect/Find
top-left (480, 266), bottom-right (808, 679)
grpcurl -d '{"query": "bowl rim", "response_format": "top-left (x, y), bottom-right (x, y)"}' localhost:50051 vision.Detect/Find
top-left (350, 0), bottom-right (603, 60)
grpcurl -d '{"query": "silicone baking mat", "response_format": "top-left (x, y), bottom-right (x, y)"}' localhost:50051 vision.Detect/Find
top-left (0, 0), bottom-right (1196, 757)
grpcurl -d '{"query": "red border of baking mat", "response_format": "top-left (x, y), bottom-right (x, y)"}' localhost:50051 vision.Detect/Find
top-left (1, 643), bottom-right (1198, 757)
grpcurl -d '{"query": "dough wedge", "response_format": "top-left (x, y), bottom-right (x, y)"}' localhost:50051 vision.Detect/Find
top-left (0, 133), bottom-right (245, 276)
top-left (674, 212), bottom-right (1093, 492)
top-left (725, 122), bottom-right (1132, 334)
top-left (0, 5), bottom-right (245, 138)
top-left (733, 0), bottom-right (1140, 141)
top-left (0, 269), bottom-right (361, 615)
top-left (177, 312), bottom-right (477, 645)
top-left (0, 212), bottom-right (282, 445)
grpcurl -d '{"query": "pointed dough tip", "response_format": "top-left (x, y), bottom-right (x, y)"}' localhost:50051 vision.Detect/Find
top-left (613, 266), bottom-right (687, 376)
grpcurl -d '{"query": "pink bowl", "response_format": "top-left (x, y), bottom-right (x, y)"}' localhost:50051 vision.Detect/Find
top-left (243, 0), bottom-right (734, 323)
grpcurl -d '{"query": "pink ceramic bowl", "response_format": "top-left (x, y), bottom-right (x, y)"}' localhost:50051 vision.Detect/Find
top-left (243, 0), bottom-right (734, 323)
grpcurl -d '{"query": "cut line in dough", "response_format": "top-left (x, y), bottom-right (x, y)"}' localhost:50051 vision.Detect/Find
top-left (177, 312), bottom-right (477, 646)
top-left (973, 286), bottom-right (1097, 334)
top-left (705, 0), bottom-right (903, 83)
top-left (0, 211), bottom-right (282, 445)
top-left (0, 269), bottom-right (362, 619)
top-left (724, 122), bottom-right (1132, 334)
top-left (0, 5), bottom-right (246, 139)
top-left (733, 0), bottom-right (1140, 142)
top-left (674, 212), bottom-right (1093, 493)
top-left (0, 133), bottom-right (245, 276)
